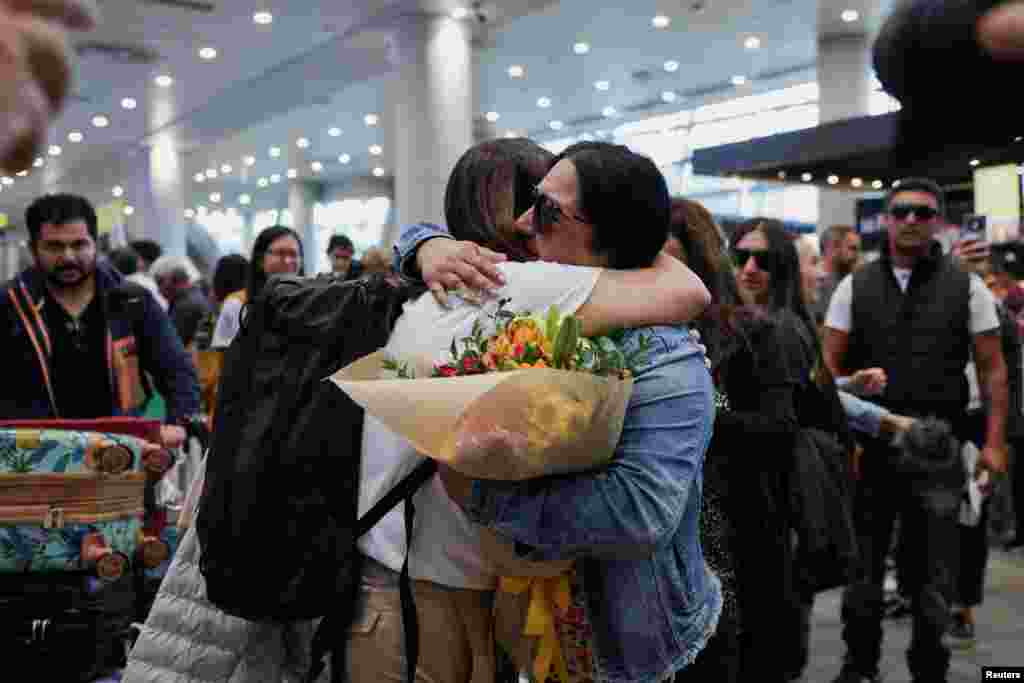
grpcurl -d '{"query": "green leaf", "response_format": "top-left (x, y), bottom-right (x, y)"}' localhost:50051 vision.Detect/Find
top-left (545, 306), bottom-right (560, 344)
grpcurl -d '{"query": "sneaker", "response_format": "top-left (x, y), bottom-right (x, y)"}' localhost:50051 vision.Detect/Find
top-left (832, 667), bottom-right (883, 683)
top-left (946, 612), bottom-right (976, 650)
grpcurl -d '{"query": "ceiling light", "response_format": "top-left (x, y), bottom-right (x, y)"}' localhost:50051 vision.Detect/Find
top-left (801, 173), bottom-right (812, 182)
top-left (112, 186), bottom-right (124, 197)
top-left (872, 180), bottom-right (884, 189)
top-left (507, 65), bottom-right (524, 78)
top-left (369, 144), bottom-right (383, 155)
top-left (243, 155), bottom-right (256, 166)
top-left (47, 145), bottom-right (61, 156)
top-left (296, 137), bottom-right (310, 148)
top-left (851, 178), bottom-right (864, 188)
top-left (194, 172), bottom-right (206, 183)
top-left (372, 167), bottom-right (386, 177)
top-left (573, 42), bottom-right (590, 55)
top-left (16, 170), bottom-right (27, 177)
top-left (594, 80), bottom-right (610, 91)
top-left (121, 97), bottom-right (137, 110)
top-left (287, 168), bottom-right (298, 178)
top-left (652, 15), bottom-right (671, 29)
top-left (661, 90), bottom-right (677, 103)
top-left (731, 75), bottom-right (748, 86)
top-left (602, 106), bottom-right (617, 117)
top-left (663, 60), bottom-right (679, 73)
top-left (549, 120), bottom-right (564, 131)
top-left (537, 97), bottom-right (551, 108)
top-left (205, 168), bottom-right (217, 179)
top-left (364, 113), bottom-right (379, 126)
top-left (827, 174), bottom-right (840, 185)
top-left (184, 208), bottom-right (195, 219)
top-left (123, 205), bottom-right (135, 216)
top-left (270, 173), bottom-right (281, 183)
top-left (328, 127), bottom-right (342, 137)
top-left (311, 161), bottom-right (323, 172)
top-left (1, 177), bottom-right (13, 185)
top-left (338, 154), bottom-right (351, 164)
top-left (744, 36), bottom-right (761, 50)
top-left (970, 159), bottom-right (980, 167)
top-left (451, 7), bottom-right (468, 19)
top-left (257, 177), bottom-right (269, 187)
top-left (154, 74), bottom-right (173, 88)
top-left (221, 163), bottom-right (233, 174)
top-left (504, 130), bottom-right (519, 138)
top-left (841, 9), bottom-right (859, 22)
top-left (239, 194), bottom-right (252, 205)
top-left (198, 47), bottom-right (218, 60)
top-left (1016, 136), bottom-right (1023, 142)
top-left (485, 111), bottom-right (500, 122)
top-left (92, 115), bottom-right (109, 128)
top-left (777, 171), bottom-right (787, 180)
top-left (253, 11), bottom-right (273, 25)
top-left (269, 146), bottom-right (281, 158)
top-left (67, 131), bottom-right (83, 143)
top-left (33, 157), bottom-right (43, 168)
top-left (210, 192), bottom-right (222, 203)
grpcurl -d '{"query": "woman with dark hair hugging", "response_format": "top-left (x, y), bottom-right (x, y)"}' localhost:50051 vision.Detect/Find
top-left (350, 139), bottom-right (719, 683)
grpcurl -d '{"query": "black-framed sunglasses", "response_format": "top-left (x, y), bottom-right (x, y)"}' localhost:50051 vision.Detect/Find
top-left (732, 247), bottom-right (781, 274)
top-left (531, 185), bottom-right (588, 235)
top-left (889, 204), bottom-right (939, 221)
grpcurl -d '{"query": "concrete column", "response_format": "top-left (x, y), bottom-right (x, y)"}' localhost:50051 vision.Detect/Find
top-left (288, 180), bottom-right (318, 274)
top-left (126, 133), bottom-right (188, 257)
top-left (384, 13), bottom-right (473, 246)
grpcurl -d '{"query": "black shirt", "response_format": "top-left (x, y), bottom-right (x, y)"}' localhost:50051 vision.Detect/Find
top-left (41, 291), bottom-right (115, 419)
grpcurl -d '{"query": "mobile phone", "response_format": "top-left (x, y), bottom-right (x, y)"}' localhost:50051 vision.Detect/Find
top-left (961, 214), bottom-right (987, 243)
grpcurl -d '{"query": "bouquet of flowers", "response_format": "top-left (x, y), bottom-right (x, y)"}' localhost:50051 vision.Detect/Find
top-left (328, 301), bottom-right (643, 481)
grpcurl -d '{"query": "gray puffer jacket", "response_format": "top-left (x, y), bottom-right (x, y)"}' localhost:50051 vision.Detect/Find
top-left (123, 520), bottom-right (326, 683)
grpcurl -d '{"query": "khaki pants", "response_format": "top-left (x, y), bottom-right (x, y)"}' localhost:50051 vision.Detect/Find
top-left (345, 557), bottom-right (495, 683)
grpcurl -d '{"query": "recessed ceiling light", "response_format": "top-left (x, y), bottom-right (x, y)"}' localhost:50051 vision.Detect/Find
top-left (851, 178), bottom-right (864, 188)
top-left (296, 137), bottom-right (310, 149)
top-left (112, 186), bottom-right (124, 197)
top-left (184, 208), bottom-right (196, 219)
top-left (67, 131), bottom-right (83, 143)
top-left (92, 115), bottom-right (109, 128)
top-left (573, 42), bottom-right (590, 55)
top-left (652, 15), bottom-right (671, 29)
top-left (504, 130), bottom-right (519, 138)
top-left (257, 177), bottom-right (269, 187)
top-left (827, 174), bottom-right (840, 185)
top-left (16, 170), bottom-right (28, 177)
top-left (269, 146), bottom-right (281, 158)
top-left (364, 113), bottom-right (379, 126)
top-left (507, 65), bottom-right (524, 78)
top-left (801, 172), bottom-right (812, 182)
top-left (121, 97), bottom-right (137, 110)
top-left (338, 154), bottom-right (351, 164)
top-left (663, 60), bottom-right (679, 73)
top-left (328, 127), bottom-right (342, 137)
top-left (661, 90), bottom-right (677, 103)
top-left (33, 157), bottom-right (43, 168)
top-left (205, 168), bottom-right (217, 179)
top-left (451, 7), bottom-right (468, 19)
top-left (154, 74), bottom-right (173, 88)
top-left (1, 177), bottom-right (13, 185)
top-left (841, 9), bottom-right (859, 22)
top-left (287, 168), bottom-right (298, 178)
top-left (872, 180), bottom-right (884, 189)
top-left (253, 11), bottom-right (273, 25)
top-left (311, 161), bottom-right (323, 172)
top-left (243, 155), bottom-right (256, 166)
top-left (549, 120), bottom-right (564, 131)
top-left (270, 173), bottom-right (281, 183)
top-left (602, 106), bottom-right (617, 118)
top-left (198, 47), bottom-right (218, 60)
top-left (47, 145), bottom-right (61, 156)
top-left (744, 36), bottom-right (761, 50)
top-left (369, 144), bottom-right (383, 155)
top-left (970, 159), bottom-right (981, 167)
top-left (537, 97), bottom-right (552, 108)
top-left (239, 194), bottom-right (252, 205)
top-left (123, 205), bottom-right (135, 216)
top-left (485, 111), bottom-right (500, 122)
top-left (731, 75), bottom-right (748, 86)
top-left (210, 192), bottom-right (222, 203)
top-left (1016, 136), bottom-right (1023, 143)
top-left (594, 80), bottom-right (610, 91)
top-left (777, 171), bottom-right (787, 180)
top-left (194, 172), bottom-right (206, 183)
top-left (221, 163), bottom-right (233, 174)
top-left (372, 167), bottom-right (386, 177)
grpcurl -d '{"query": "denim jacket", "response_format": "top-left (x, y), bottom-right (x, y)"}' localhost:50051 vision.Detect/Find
top-left (394, 224), bottom-right (721, 682)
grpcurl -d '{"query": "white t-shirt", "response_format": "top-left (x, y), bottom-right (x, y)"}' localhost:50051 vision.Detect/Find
top-left (357, 261), bottom-right (601, 590)
top-left (211, 297), bottom-right (243, 349)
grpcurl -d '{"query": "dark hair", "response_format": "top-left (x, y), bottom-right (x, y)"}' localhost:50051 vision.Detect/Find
top-left (247, 225), bottom-right (304, 300)
top-left (444, 138), bottom-right (554, 262)
top-left (129, 239), bottom-right (163, 266)
top-left (326, 234), bottom-right (354, 254)
top-left (25, 194), bottom-right (98, 244)
top-left (109, 247), bottom-right (140, 276)
top-left (212, 253), bottom-right (250, 302)
top-left (885, 177), bottom-right (945, 215)
top-left (551, 142), bottom-right (669, 269)
top-left (819, 224), bottom-right (856, 255)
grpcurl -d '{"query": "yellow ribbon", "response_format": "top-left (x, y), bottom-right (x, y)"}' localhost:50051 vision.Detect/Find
top-left (499, 574), bottom-right (573, 683)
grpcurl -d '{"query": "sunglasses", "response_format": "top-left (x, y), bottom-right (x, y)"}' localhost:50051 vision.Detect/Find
top-left (531, 185), bottom-right (588, 235)
top-left (889, 204), bottom-right (939, 221)
top-left (732, 247), bottom-right (781, 274)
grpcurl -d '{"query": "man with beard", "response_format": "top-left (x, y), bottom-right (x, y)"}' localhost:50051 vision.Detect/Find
top-left (0, 193), bottom-right (198, 449)
top-left (813, 225), bottom-right (861, 324)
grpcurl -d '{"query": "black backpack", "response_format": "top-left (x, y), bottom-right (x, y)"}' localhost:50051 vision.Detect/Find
top-left (196, 273), bottom-right (434, 683)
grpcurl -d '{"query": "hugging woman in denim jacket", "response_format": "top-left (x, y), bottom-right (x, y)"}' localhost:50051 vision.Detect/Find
top-left (390, 139), bottom-right (720, 683)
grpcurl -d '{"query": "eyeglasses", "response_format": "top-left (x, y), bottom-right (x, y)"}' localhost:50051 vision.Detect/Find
top-left (732, 247), bottom-right (781, 274)
top-left (267, 248), bottom-right (301, 261)
top-left (889, 204), bottom-right (939, 221)
top-left (531, 185), bottom-right (588, 235)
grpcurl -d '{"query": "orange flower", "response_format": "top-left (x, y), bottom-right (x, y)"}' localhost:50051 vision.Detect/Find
top-left (533, 359), bottom-right (548, 368)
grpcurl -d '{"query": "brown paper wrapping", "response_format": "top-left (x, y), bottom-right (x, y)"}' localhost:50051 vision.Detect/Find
top-left (328, 351), bottom-right (633, 481)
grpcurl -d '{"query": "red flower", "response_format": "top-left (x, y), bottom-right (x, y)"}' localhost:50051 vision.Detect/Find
top-left (462, 356), bottom-right (480, 373)
top-left (437, 364), bottom-right (457, 377)
top-left (514, 343), bottom-right (525, 358)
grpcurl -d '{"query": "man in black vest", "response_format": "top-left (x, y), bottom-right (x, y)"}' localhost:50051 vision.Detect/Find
top-left (823, 177), bottom-right (1008, 683)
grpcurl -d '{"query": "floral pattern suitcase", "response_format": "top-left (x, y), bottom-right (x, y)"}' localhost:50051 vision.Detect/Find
top-left (0, 428), bottom-right (151, 577)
